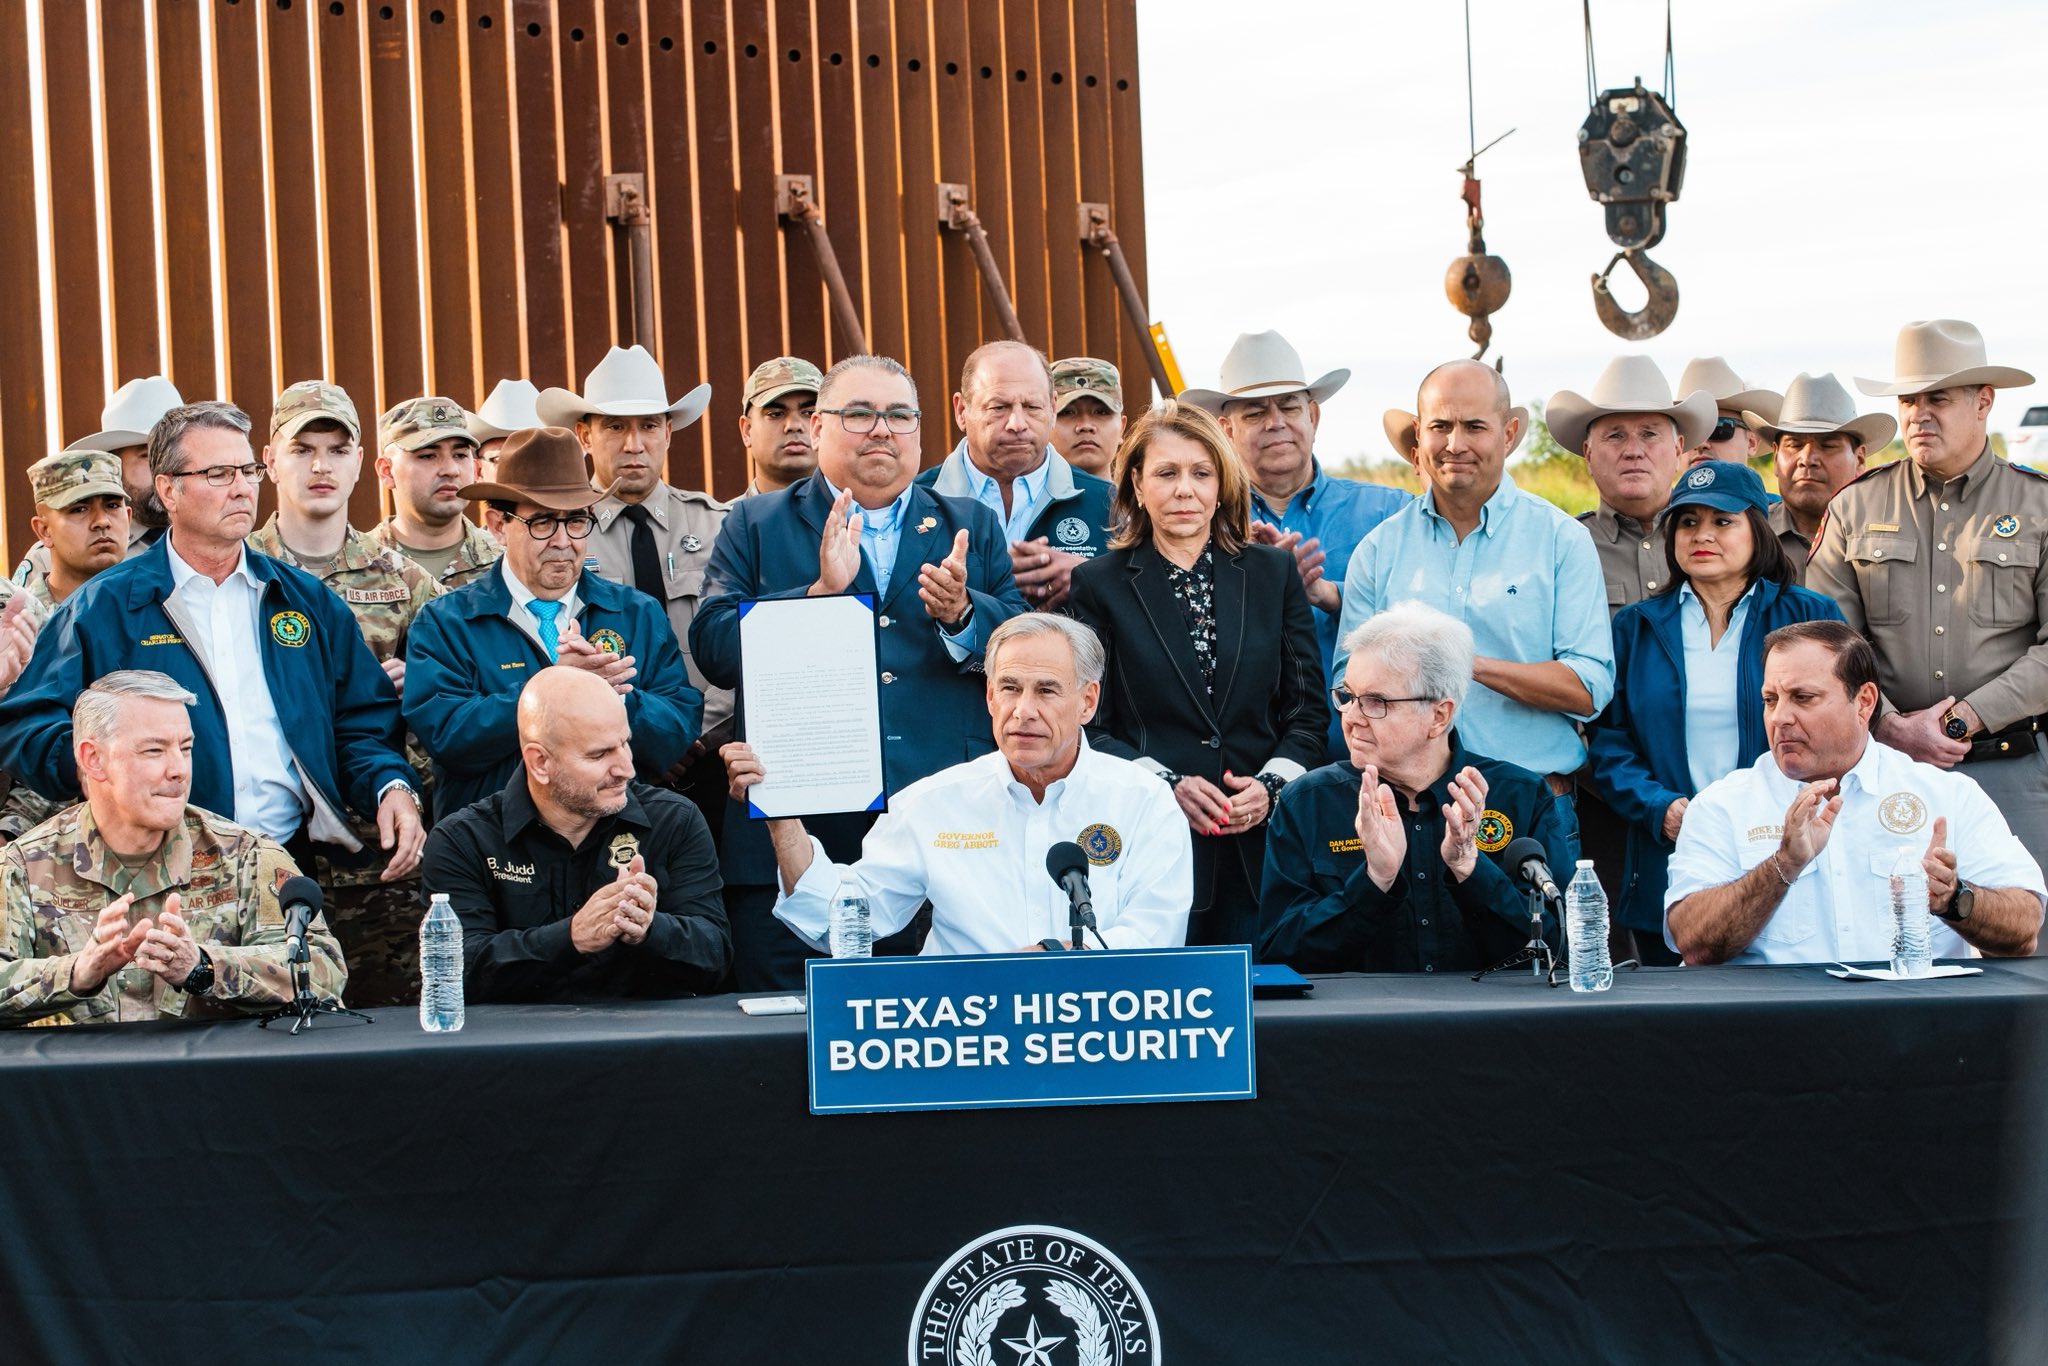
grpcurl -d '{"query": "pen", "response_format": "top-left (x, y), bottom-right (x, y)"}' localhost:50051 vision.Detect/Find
top-left (666, 551), bottom-right (675, 577)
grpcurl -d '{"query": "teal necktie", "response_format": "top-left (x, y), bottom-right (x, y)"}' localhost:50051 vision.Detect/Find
top-left (530, 598), bottom-right (562, 662)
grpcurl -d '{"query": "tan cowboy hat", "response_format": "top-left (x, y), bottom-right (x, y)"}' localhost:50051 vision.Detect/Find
top-left (458, 426), bottom-right (617, 511)
top-left (1546, 356), bottom-right (1718, 454)
top-left (1382, 405), bottom-right (1530, 459)
top-left (1855, 320), bottom-right (2034, 397)
top-left (64, 374), bottom-right (185, 452)
top-left (1177, 330), bottom-right (1349, 413)
top-left (536, 345), bottom-right (713, 428)
top-left (1677, 356), bottom-right (1782, 426)
top-left (468, 378), bottom-right (544, 442)
top-left (1746, 372), bottom-right (1896, 450)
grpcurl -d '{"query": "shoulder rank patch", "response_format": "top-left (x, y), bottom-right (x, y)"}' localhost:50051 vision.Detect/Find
top-left (269, 610), bottom-right (311, 647)
top-left (1994, 514), bottom-right (2020, 538)
top-left (590, 627), bottom-right (627, 655)
top-left (1476, 810), bottom-right (1512, 852)
top-left (1078, 822), bottom-right (1122, 866)
top-left (608, 831), bottom-right (640, 868)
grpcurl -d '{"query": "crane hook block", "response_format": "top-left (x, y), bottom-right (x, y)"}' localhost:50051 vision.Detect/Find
top-left (1578, 79), bottom-right (1687, 253)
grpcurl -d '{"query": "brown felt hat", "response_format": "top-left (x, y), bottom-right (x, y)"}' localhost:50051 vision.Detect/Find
top-left (457, 426), bottom-right (616, 511)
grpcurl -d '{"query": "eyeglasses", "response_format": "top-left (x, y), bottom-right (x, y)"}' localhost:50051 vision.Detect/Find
top-left (817, 406), bottom-right (921, 435)
top-left (1223, 395), bottom-right (1309, 422)
top-left (1330, 686), bottom-right (1433, 718)
top-left (1708, 418), bottom-right (1743, 444)
top-left (166, 462), bottom-right (265, 487)
top-left (501, 510), bottom-right (597, 540)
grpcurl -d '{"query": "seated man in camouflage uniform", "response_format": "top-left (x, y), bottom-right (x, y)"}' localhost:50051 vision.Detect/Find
top-left (0, 670), bottom-right (346, 1026)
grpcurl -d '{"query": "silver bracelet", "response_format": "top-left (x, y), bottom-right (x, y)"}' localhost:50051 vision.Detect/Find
top-left (1768, 852), bottom-right (1796, 888)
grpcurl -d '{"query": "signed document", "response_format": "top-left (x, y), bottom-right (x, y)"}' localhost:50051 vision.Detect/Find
top-left (738, 593), bottom-right (886, 818)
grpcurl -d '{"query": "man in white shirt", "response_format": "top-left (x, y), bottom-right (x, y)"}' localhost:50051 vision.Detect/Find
top-left (1665, 620), bottom-right (2043, 964)
top-left (723, 613), bottom-right (1192, 957)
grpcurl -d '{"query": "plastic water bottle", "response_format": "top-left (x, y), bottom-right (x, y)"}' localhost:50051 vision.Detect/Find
top-left (1565, 860), bottom-right (1613, 993)
top-left (419, 893), bottom-right (465, 1032)
top-left (1890, 846), bottom-right (1934, 978)
top-left (829, 889), bottom-right (873, 959)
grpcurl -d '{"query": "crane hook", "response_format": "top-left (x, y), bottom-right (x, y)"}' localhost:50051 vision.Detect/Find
top-left (1591, 249), bottom-right (1679, 341)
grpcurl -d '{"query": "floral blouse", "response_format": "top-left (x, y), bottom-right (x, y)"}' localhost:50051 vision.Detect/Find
top-left (1161, 544), bottom-right (1217, 697)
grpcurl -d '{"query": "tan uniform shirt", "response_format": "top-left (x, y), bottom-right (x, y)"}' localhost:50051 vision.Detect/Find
top-left (1767, 500), bottom-right (1815, 587)
top-left (584, 482), bottom-right (734, 734)
top-left (1805, 447), bottom-right (2048, 729)
top-left (365, 515), bottom-right (502, 590)
top-left (1577, 502), bottom-right (1669, 613)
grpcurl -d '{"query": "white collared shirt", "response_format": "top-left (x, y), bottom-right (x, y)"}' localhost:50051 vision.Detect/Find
top-left (1664, 739), bottom-right (2046, 963)
top-left (499, 557), bottom-right (582, 656)
top-left (1678, 580), bottom-right (1755, 795)
top-left (164, 538), bottom-right (306, 840)
top-left (774, 741), bottom-right (1193, 956)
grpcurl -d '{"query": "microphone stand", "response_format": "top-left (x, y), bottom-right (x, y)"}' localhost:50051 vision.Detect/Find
top-left (1068, 886), bottom-right (1093, 952)
top-left (257, 939), bottom-right (374, 1035)
top-left (1473, 884), bottom-right (1561, 987)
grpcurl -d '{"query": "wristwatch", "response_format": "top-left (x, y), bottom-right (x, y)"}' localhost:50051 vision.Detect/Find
top-left (1941, 708), bottom-right (1971, 741)
top-left (940, 602), bottom-right (974, 635)
top-left (180, 948), bottom-right (215, 997)
top-left (1935, 881), bottom-right (1975, 923)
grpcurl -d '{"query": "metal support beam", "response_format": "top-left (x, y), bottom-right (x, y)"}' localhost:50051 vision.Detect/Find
top-left (777, 174), bottom-right (868, 355)
top-left (1078, 202), bottom-right (1174, 400)
top-left (937, 182), bottom-right (1026, 343)
top-left (603, 173), bottom-right (655, 355)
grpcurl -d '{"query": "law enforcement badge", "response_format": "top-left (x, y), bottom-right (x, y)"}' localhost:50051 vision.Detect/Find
top-left (1055, 516), bottom-right (1090, 546)
top-left (608, 832), bottom-right (640, 868)
top-left (908, 1225), bottom-right (1161, 1366)
top-left (269, 610), bottom-right (312, 647)
top-left (681, 534), bottom-right (703, 553)
top-left (1878, 792), bottom-right (1928, 835)
top-left (1078, 823), bottom-right (1122, 866)
top-left (590, 628), bottom-right (627, 655)
top-left (1685, 465), bottom-right (1715, 489)
top-left (1994, 514), bottom-right (2020, 538)
top-left (1475, 810), bottom-right (1512, 852)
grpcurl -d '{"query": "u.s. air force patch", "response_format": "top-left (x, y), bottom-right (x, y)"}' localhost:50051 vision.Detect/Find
top-left (269, 610), bottom-right (311, 647)
top-left (909, 1225), bottom-right (1161, 1366)
top-left (1079, 823), bottom-right (1121, 866)
top-left (608, 832), bottom-right (640, 868)
top-left (1879, 792), bottom-right (1928, 834)
top-left (590, 628), bottom-right (627, 655)
top-left (1476, 810), bottom-right (1512, 852)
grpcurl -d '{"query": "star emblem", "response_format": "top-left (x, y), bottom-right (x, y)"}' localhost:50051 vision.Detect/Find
top-left (1001, 1314), bottom-right (1067, 1366)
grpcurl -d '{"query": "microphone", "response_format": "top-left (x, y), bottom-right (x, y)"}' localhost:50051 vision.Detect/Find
top-left (278, 875), bottom-right (324, 965)
top-left (1045, 841), bottom-right (1096, 951)
top-left (1500, 837), bottom-right (1562, 904)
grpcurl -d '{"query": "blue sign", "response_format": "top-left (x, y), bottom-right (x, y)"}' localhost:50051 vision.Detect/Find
top-left (805, 945), bottom-right (1256, 1115)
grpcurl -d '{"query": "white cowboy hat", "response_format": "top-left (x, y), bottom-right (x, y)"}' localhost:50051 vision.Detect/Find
top-left (1177, 330), bottom-right (1349, 413)
top-left (1854, 319), bottom-right (2035, 397)
top-left (535, 345), bottom-right (713, 429)
top-left (63, 374), bottom-right (185, 452)
top-left (468, 378), bottom-right (544, 442)
top-left (1382, 405), bottom-right (1530, 460)
top-left (1746, 372), bottom-right (1896, 451)
top-left (1546, 355), bottom-right (1718, 454)
top-left (1677, 356), bottom-right (1782, 426)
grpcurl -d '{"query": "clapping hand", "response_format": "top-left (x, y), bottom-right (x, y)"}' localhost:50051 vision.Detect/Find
top-left (813, 488), bottom-right (865, 595)
top-left (1354, 764), bottom-right (1408, 892)
top-left (1922, 816), bottom-right (1957, 911)
top-left (1438, 766), bottom-right (1487, 882)
top-left (1778, 778), bottom-right (1843, 875)
top-left (918, 530), bottom-right (972, 625)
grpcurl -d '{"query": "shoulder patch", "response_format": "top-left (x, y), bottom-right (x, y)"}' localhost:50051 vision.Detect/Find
top-left (2008, 460), bottom-right (2048, 481)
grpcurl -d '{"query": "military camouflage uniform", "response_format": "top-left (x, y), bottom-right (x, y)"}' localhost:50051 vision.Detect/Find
top-left (0, 802), bottom-right (346, 1025)
top-left (247, 516), bottom-right (439, 1005)
top-left (370, 396), bottom-right (501, 591)
top-left (1051, 357), bottom-right (1125, 414)
top-left (11, 448), bottom-right (135, 609)
top-left (365, 515), bottom-right (501, 590)
top-left (0, 579), bottom-right (54, 847)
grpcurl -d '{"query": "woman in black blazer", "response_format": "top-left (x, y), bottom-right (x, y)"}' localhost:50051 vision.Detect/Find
top-left (1068, 401), bottom-right (1326, 946)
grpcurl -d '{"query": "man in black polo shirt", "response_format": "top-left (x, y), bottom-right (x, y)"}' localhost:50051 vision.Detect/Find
top-left (1258, 601), bottom-right (1578, 974)
top-left (420, 666), bottom-right (729, 1001)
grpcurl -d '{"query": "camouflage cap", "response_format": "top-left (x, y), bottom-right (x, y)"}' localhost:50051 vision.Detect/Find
top-left (271, 380), bottom-right (362, 445)
top-left (742, 356), bottom-right (824, 411)
top-left (28, 449), bottom-right (127, 510)
top-left (380, 396), bottom-right (477, 453)
top-left (1051, 357), bottom-right (1123, 414)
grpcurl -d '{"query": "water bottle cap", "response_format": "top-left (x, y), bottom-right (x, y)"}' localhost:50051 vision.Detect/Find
top-left (1575, 859), bottom-right (1595, 869)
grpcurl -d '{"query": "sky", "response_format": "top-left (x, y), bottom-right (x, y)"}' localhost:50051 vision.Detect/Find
top-left (1133, 0), bottom-right (2048, 464)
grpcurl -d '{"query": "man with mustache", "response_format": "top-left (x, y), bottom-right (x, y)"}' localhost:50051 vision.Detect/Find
top-left (366, 396), bottom-right (502, 589)
top-left (1751, 373), bottom-right (1888, 582)
top-left (403, 426), bottom-right (703, 818)
top-left (418, 664), bottom-right (728, 1002)
top-left (738, 356), bottom-right (822, 495)
top-left (0, 669), bottom-right (348, 1025)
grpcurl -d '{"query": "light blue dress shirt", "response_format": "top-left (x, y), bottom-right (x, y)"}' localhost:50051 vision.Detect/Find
top-left (1334, 476), bottom-right (1615, 776)
top-left (821, 476), bottom-right (973, 659)
top-left (1677, 580), bottom-right (1755, 796)
top-left (947, 437), bottom-right (1057, 544)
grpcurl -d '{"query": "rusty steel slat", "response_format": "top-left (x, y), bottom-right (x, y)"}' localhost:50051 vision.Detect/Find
top-left (41, 0), bottom-right (106, 442)
top-left (510, 0), bottom-right (567, 389)
top-left (157, 0), bottom-right (216, 400)
top-left (1104, 0), bottom-right (1150, 400)
top-left (965, 2), bottom-right (1011, 321)
top-left (100, 0), bottom-right (162, 385)
top-left (416, 1), bottom-right (480, 406)
top-left (1037, 0), bottom-right (1087, 363)
top-left (853, 3), bottom-right (906, 365)
top-left (999, 2), bottom-right (1048, 348)
top-left (601, 0), bottom-right (650, 358)
top-left (267, 0), bottom-right (323, 388)
top-left (686, 0), bottom-right (745, 479)
top-left (366, 3), bottom-right (425, 407)
top-left (555, 2), bottom-right (612, 384)
top-left (644, 5), bottom-right (708, 490)
top-left (1071, 0), bottom-right (1120, 368)
top-left (810, 1), bottom-right (864, 357)
top-left (891, 0), bottom-right (949, 458)
top-left (314, 0), bottom-right (382, 530)
top-left (731, 0), bottom-right (782, 367)
top-left (466, 2), bottom-right (524, 398)
top-left (211, 0), bottom-right (274, 437)
top-left (771, 0), bottom-right (827, 380)
top-left (930, 0), bottom-right (982, 444)
top-left (0, 0), bottom-right (45, 565)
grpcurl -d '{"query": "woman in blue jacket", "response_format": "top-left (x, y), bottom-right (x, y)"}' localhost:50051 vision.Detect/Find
top-left (1586, 460), bottom-right (1843, 963)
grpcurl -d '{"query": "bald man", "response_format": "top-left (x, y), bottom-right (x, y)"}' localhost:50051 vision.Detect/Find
top-left (418, 666), bottom-right (729, 1001)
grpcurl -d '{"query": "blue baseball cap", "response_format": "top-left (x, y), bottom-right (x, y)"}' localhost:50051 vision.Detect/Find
top-left (1660, 459), bottom-right (1770, 521)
